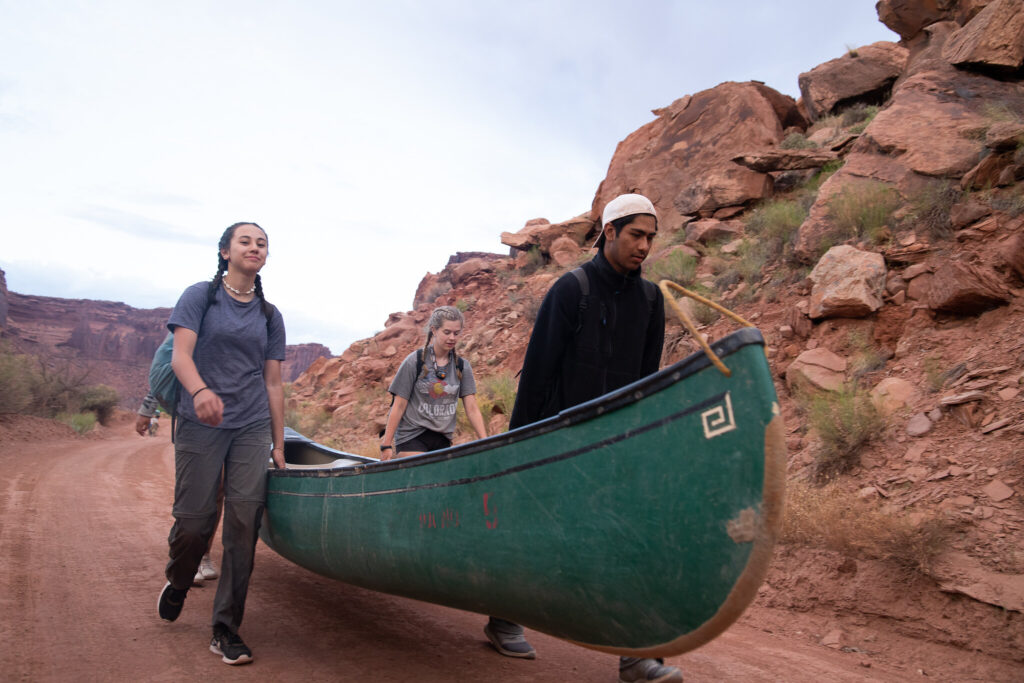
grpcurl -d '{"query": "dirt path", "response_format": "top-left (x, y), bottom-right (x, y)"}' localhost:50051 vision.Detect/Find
top-left (0, 426), bottom-right (948, 681)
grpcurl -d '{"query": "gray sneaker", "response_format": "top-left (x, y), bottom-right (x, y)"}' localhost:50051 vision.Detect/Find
top-left (484, 618), bottom-right (536, 659)
top-left (198, 554), bottom-right (219, 580)
top-left (618, 657), bottom-right (683, 683)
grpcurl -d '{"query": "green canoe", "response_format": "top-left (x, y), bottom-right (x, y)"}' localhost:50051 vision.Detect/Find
top-left (261, 327), bottom-right (785, 657)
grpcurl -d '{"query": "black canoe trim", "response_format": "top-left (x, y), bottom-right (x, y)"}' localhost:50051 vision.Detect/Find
top-left (273, 391), bottom-right (728, 498)
top-left (272, 327), bottom-right (764, 480)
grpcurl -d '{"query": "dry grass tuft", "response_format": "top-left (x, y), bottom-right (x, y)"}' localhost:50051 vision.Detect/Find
top-left (801, 384), bottom-right (885, 477)
top-left (783, 480), bottom-right (954, 572)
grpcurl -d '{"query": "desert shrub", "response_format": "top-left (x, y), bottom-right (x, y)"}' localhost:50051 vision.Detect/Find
top-left (0, 346), bottom-right (39, 414)
top-left (905, 181), bottom-right (962, 240)
top-left (841, 103), bottom-right (879, 131)
top-left (987, 186), bottom-right (1024, 217)
top-left (79, 384), bottom-right (120, 425)
top-left (520, 246), bottom-right (546, 276)
top-left (746, 199), bottom-right (807, 242)
top-left (478, 372), bottom-right (517, 418)
top-left (455, 297), bottom-right (476, 313)
top-left (783, 480), bottom-right (954, 572)
top-left (780, 132), bottom-right (816, 150)
top-left (803, 384), bottom-right (885, 477)
top-left (847, 331), bottom-right (887, 380)
top-left (678, 283), bottom-right (721, 326)
top-left (58, 411), bottom-right (96, 434)
top-left (807, 114), bottom-right (842, 138)
top-left (456, 371), bottom-right (518, 435)
top-left (826, 179), bottom-right (901, 248)
top-left (798, 160), bottom-right (845, 204)
top-left (922, 357), bottom-right (947, 393)
top-left (733, 239), bottom-right (770, 284)
top-left (521, 295), bottom-right (542, 323)
top-left (646, 250), bottom-right (698, 285)
top-left (286, 402), bottom-right (332, 438)
top-left (712, 267), bottom-right (742, 292)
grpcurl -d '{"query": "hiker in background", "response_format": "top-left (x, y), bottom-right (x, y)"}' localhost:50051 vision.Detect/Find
top-left (378, 305), bottom-right (487, 460)
top-left (136, 393), bottom-right (161, 436)
top-left (484, 194), bottom-right (680, 683)
top-left (156, 222), bottom-right (286, 667)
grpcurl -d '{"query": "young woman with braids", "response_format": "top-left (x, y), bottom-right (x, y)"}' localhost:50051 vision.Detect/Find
top-left (156, 222), bottom-right (286, 666)
top-left (379, 305), bottom-right (487, 459)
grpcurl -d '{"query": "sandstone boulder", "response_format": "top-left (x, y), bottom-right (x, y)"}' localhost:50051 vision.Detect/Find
top-left (961, 151), bottom-right (1017, 190)
top-left (985, 121), bottom-right (1024, 152)
top-left (731, 148), bottom-right (839, 172)
top-left (549, 236), bottom-right (583, 268)
top-left (876, 0), bottom-right (986, 41)
top-left (871, 377), bottom-right (922, 415)
top-left (1004, 232), bottom-right (1024, 280)
top-left (592, 81), bottom-right (789, 229)
top-left (685, 219), bottom-right (743, 245)
top-left (798, 42), bottom-right (908, 121)
top-left (449, 258), bottom-right (495, 286)
top-left (950, 200), bottom-right (992, 228)
top-left (928, 260), bottom-right (1010, 313)
top-left (786, 348), bottom-right (848, 393)
top-left (808, 246), bottom-right (887, 319)
top-left (501, 215), bottom-right (595, 254)
top-left (942, 0), bottom-right (1024, 74)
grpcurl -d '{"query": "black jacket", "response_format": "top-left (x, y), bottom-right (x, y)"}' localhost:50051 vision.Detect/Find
top-left (509, 250), bottom-right (665, 429)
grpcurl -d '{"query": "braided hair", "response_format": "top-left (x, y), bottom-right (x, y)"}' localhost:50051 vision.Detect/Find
top-left (422, 305), bottom-right (464, 380)
top-left (207, 221), bottom-right (273, 318)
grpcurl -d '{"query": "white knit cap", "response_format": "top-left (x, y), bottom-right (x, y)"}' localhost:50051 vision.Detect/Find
top-left (594, 193), bottom-right (657, 248)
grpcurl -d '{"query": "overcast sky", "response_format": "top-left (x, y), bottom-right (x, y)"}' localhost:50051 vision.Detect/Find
top-left (0, 1), bottom-right (895, 354)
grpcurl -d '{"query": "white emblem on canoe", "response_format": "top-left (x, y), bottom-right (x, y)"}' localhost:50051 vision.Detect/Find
top-left (702, 393), bottom-right (736, 439)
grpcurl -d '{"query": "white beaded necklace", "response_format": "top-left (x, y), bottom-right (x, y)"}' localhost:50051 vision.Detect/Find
top-left (223, 280), bottom-right (256, 295)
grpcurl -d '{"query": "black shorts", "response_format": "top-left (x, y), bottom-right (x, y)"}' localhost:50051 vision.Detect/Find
top-left (396, 429), bottom-right (452, 454)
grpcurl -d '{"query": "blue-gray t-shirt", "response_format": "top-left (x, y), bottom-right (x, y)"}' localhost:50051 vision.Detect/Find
top-left (388, 349), bottom-right (476, 445)
top-left (168, 282), bottom-right (286, 429)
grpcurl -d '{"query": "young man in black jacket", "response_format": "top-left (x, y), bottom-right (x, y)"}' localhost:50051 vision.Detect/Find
top-left (485, 194), bottom-right (682, 683)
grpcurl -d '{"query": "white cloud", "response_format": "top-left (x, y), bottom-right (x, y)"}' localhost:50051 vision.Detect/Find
top-left (0, 0), bottom-right (894, 354)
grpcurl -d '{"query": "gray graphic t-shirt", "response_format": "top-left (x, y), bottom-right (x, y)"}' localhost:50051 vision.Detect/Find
top-left (388, 349), bottom-right (476, 445)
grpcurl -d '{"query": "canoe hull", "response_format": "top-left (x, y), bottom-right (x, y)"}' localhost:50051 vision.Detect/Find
top-left (262, 328), bottom-right (784, 656)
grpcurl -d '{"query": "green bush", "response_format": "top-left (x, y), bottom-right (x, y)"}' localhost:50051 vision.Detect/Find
top-left (0, 346), bottom-right (38, 414)
top-left (285, 403), bottom-right (332, 438)
top-left (905, 181), bottom-right (962, 240)
top-left (826, 180), bottom-right (901, 247)
top-left (58, 412), bottom-right (96, 434)
top-left (745, 198), bottom-right (807, 261)
top-left (780, 132), bottom-right (816, 150)
top-left (520, 246), bottom-right (546, 275)
top-left (804, 384), bottom-right (885, 477)
top-left (79, 384), bottom-right (120, 425)
top-left (841, 103), bottom-right (879, 130)
top-left (646, 250), bottom-right (698, 285)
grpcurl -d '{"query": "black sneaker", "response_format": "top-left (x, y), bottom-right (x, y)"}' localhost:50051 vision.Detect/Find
top-left (157, 582), bottom-right (187, 622)
top-left (210, 625), bottom-right (253, 665)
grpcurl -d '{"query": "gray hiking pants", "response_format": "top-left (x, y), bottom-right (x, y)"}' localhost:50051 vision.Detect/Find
top-left (166, 417), bottom-right (270, 633)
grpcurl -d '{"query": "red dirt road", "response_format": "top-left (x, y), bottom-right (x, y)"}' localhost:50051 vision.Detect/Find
top-left (0, 427), bottom-right (907, 682)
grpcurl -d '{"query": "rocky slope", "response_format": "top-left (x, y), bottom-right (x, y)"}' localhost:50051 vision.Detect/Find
top-left (289, 0), bottom-right (1024, 668)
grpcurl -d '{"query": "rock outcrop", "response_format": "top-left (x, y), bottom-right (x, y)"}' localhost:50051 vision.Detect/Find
top-left (591, 81), bottom-right (798, 232)
top-left (798, 42), bottom-right (909, 121)
top-left (808, 246), bottom-right (887, 319)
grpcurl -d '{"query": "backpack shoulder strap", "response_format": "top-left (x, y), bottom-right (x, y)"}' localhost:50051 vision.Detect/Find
top-left (570, 267), bottom-right (589, 334)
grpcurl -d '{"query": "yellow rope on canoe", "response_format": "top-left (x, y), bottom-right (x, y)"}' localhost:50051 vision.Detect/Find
top-left (657, 280), bottom-right (755, 378)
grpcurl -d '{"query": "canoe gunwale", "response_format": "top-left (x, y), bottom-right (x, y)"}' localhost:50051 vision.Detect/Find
top-left (272, 327), bottom-right (766, 478)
